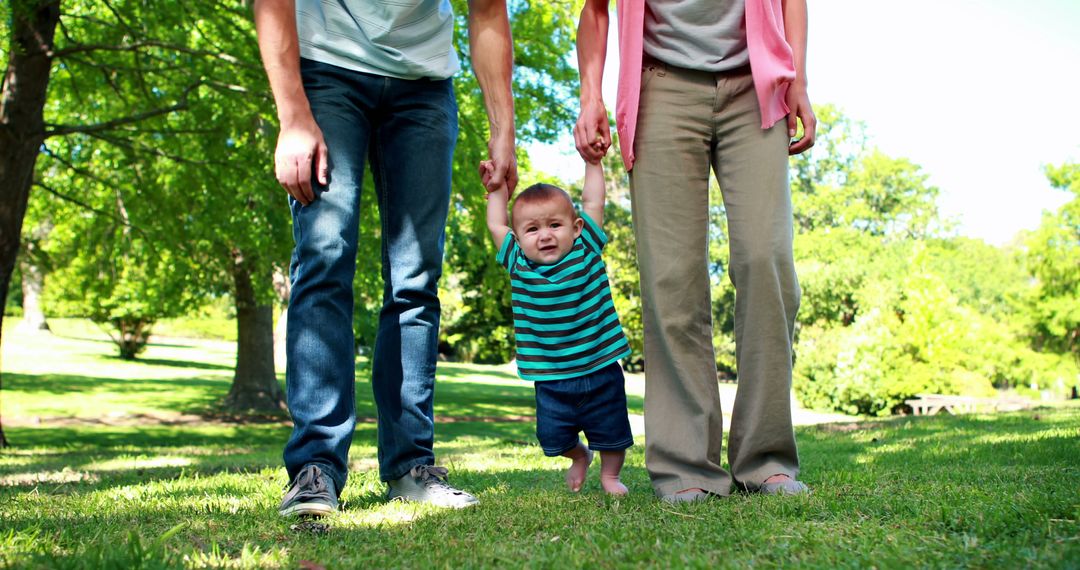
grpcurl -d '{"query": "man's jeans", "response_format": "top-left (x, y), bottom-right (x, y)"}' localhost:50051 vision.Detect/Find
top-left (283, 59), bottom-right (457, 493)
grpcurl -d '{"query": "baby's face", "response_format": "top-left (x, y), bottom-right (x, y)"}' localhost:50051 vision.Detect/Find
top-left (512, 199), bottom-right (583, 265)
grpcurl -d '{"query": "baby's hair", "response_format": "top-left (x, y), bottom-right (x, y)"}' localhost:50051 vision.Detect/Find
top-left (511, 183), bottom-right (576, 226)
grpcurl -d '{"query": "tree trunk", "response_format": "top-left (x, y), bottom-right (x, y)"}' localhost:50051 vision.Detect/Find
top-left (224, 251), bottom-right (284, 411)
top-left (110, 317), bottom-right (153, 360)
top-left (0, 0), bottom-right (62, 448)
top-left (17, 256), bottom-right (49, 333)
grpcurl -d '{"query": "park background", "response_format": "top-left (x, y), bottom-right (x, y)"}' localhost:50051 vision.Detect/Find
top-left (1, 0), bottom-right (1078, 568)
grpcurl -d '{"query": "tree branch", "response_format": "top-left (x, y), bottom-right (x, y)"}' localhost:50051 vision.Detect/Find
top-left (54, 40), bottom-right (249, 66)
top-left (45, 101), bottom-right (186, 137)
top-left (33, 181), bottom-right (139, 233)
top-left (82, 131), bottom-right (231, 167)
top-left (43, 82), bottom-right (200, 137)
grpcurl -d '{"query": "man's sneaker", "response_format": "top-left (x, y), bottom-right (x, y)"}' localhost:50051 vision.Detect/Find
top-left (387, 465), bottom-right (479, 509)
top-left (279, 464), bottom-right (338, 517)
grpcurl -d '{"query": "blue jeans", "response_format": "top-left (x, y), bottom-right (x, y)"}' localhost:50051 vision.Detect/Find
top-left (534, 362), bottom-right (635, 456)
top-left (283, 59), bottom-right (457, 491)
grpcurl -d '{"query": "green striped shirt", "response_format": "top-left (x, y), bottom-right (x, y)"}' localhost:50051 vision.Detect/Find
top-left (497, 211), bottom-right (632, 381)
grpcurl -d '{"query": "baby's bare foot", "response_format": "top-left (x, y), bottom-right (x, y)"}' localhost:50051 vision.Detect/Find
top-left (565, 447), bottom-right (593, 492)
top-left (600, 474), bottom-right (628, 496)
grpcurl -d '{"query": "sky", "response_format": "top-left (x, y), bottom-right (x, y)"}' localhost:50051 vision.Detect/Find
top-left (526, 0), bottom-right (1080, 245)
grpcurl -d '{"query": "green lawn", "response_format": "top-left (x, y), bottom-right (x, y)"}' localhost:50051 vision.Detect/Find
top-left (1, 322), bottom-right (1078, 568)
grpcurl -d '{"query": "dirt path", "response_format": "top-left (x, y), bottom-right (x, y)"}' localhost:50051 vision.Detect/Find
top-left (623, 372), bottom-right (858, 436)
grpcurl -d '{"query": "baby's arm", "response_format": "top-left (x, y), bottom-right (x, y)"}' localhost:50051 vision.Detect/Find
top-left (581, 160), bottom-right (605, 226)
top-left (482, 160), bottom-right (512, 250)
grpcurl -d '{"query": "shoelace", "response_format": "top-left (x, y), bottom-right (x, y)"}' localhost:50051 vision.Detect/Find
top-left (287, 465), bottom-right (332, 502)
top-left (414, 465), bottom-right (465, 495)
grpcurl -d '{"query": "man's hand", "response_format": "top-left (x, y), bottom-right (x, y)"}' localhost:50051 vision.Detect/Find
top-left (485, 134), bottom-right (518, 196)
top-left (575, 97), bottom-right (610, 164)
top-left (786, 84), bottom-right (816, 156)
top-left (274, 116), bottom-right (329, 205)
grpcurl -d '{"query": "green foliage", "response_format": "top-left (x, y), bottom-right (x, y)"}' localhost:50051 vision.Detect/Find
top-left (787, 107), bottom-right (1076, 414)
top-left (918, 237), bottom-right (1030, 319)
top-left (794, 245), bottom-right (1056, 415)
top-left (3, 265), bottom-right (22, 316)
top-left (29, 1), bottom-right (290, 358)
top-left (790, 106), bottom-right (942, 239)
top-left (600, 157), bottom-right (644, 361)
top-left (1024, 162), bottom-right (1080, 361)
top-left (156, 297), bottom-right (239, 341)
top-left (794, 228), bottom-right (883, 330)
top-left (41, 179), bottom-right (202, 358)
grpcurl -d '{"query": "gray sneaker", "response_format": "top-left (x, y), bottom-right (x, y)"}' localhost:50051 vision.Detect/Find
top-left (280, 464), bottom-right (339, 517)
top-left (387, 465), bottom-right (478, 508)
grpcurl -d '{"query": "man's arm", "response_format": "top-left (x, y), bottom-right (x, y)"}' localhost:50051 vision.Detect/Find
top-left (782, 0), bottom-right (816, 155)
top-left (574, 0), bottom-right (610, 164)
top-left (468, 0), bottom-right (518, 195)
top-left (580, 160), bottom-right (605, 227)
top-left (253, 0), bottom-right (328, 205)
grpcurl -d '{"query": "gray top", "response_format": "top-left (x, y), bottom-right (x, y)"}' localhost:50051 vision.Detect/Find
top-left (643, 0), bottom-right (749, 72)
top-left (296, 0), bottom-right (460, 80)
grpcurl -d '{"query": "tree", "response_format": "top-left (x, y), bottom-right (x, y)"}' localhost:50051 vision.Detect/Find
top-left (1, 0), bottom-right (61, 447)
top-left (1, 1), bottom-right (291, 418)
top-left (794, 248), bottom-right (1022, 415)
top-left (6, 1), bottom-right (287, 411)
top-left (1025, 163), bottom-right (1080, 364)
top-left (40, 137), bottom-right (205, 359)
top-left (779, 106), bottom-right (1074, 413)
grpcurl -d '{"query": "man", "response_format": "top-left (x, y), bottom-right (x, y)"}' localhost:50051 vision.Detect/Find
top-left (253, 0), bottom-right (516, 516)
top-left (575, 0), bottom-right (816, 502)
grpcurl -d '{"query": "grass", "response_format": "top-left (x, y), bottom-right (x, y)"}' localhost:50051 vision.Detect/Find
top-left (1, 322), bottom-right (1079, 568)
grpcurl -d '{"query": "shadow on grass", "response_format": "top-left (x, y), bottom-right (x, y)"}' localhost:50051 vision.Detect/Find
top-left (0, 425), bottom-right (290, 493)
top-left (124, 358), bottom-right (234, 371)
top-left (52, 333), bottom-right (215, 352)
top-left (1, 425), bottom-right (289, 452)
top-left (0, 419), bottom-right (592, 514)
top-left (3, 373), bottom-right (227, 418)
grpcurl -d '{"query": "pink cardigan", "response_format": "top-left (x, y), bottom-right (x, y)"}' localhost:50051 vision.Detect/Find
top-left (615, 0), bottom-right (795, 169)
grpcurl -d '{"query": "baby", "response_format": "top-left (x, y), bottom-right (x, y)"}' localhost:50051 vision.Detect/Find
top-left (483, 156), bottom-right (633, 495)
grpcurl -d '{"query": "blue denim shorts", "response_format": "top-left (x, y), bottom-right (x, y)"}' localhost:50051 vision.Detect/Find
top-left (534, 362), bottom-right (634, 456)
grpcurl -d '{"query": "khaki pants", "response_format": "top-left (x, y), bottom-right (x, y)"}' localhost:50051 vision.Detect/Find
top-left (631, 58), bottom-right (801, 497)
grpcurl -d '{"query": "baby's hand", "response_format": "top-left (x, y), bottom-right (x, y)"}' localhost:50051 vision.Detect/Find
top-left (585, 136), bottom-right (608, 165)
top-left (478, 160), bottom-right (495, 192)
